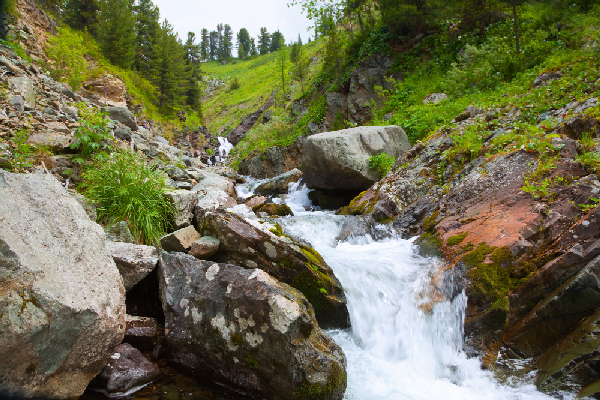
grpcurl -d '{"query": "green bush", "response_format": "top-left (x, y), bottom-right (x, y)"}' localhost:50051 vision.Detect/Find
top-left (82, 151), bottom-right (176, 245)
top-left (70, 103), bottom-right (113, 163)
top-left (46, 27), bottom-right (89, 90)
top-left (11, 128), bottom-right (33, 173)
top-left (368, 153), bottom-right (395, 178)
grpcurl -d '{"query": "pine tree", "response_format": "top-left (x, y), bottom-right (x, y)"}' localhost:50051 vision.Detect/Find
top-left (97, 0), bottom-right (136, 69)
top-left (236, 28), bottom-right (250, 59)
top-left (222, 24), bottom-right (233, 58)
top-left (133, 0), bottom-right (160, 78)
top-left (216, 23), bottom-right (224, 59)
top-left (322, 16), bottom-right (342, 86)
top-left (154, 19), bottom-right (187, 112)
top-left (64, 0), bottom-right (100, 36)
top-left (209, 30), bottom-right (218, 60)
top-left (291, 34), bottom-right (309, 92)
top-left (270, 30), bottom-right (284, 52)
top-left (200, 28), bottom-right (209, 60)
top-left (258, 27), bottom-right (270, 55)
top-left (250, 38), bottom-right (257, 56)
top-left (184, 31), bottom-right (202, 118)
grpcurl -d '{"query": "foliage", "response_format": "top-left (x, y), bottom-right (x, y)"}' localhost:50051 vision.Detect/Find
top-left (70, 103), bottom-right (113, 163)
top-left (46, 27), bottom-right (88, 90)
top-left (97, 0), bottom-right (136, 69)
top-left (368, 153), bottom-right (395, 178)
top-left (229, 77), bottom-right (241, 91)
top-left (82, 150), bottom-right (176, 245)
top-left (11, 129), bottom-right (33, 173)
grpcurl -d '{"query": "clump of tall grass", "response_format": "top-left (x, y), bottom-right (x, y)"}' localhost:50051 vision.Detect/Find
top-left (82, 150), bottom-right (175, 245)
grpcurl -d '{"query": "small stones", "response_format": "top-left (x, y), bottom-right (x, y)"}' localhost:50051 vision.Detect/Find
top-left (160, 226), bottom-right (201, 252)
top-left (189, 236), bottom-right (220, 259)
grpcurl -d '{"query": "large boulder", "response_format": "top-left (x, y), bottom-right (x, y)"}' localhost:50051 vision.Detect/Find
top-left (238, 141), bottom-right (303, 179)
top-left (191, 169), bottom-right (236, 197)
top-left (200, 211), bottom-right (349, 328)
top-left (104, 106), bottom-right (138, 131)
top-left (0, 171), bottom-right (126, 398)
top-left (255, 168), bottom-right (303, 196)
top-left (106, 241), bottom-right (159, 291)
top-left (303, 125), bottom-right (410, 191)
top-left (158, 252), bottom-right (347, 400)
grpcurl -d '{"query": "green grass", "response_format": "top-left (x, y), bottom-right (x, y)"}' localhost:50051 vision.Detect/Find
top-left (202, 38), bottom-right (325, 134)
top-left (81, 151), bottom-right (176, 245)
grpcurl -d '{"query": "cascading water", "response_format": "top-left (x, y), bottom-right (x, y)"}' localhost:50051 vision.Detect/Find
top-left (217, 136), bottom-right (234, 158)
top-left (270, 181), bottom-right (557, 400)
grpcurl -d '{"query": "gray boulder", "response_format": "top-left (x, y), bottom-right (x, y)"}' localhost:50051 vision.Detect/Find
top-left (160, 225), bottom-right (201, 252)
top-left (91, 343), bottom-right (161, 397)
top-left (158, 252), bottom-right (347, 400)
top-left (194, 188), bottom-right (237, 217)
top-left (191, 169), bottom-right (236, 197)
top-left (113, 127), bottom-right (131, 142)
top-left (303, 125), bottom-right (411, 190)
top-left (104, 106), bottom-right (138, 131)
top-left (9, 94), bottom-right (25, 112)
top-left (0, 171), bottom-right (126, 398)
top-left (164, 189), bottom-right (197, 229)
top-left (106, 241), bottom-right (159, 291)
top-left (62, 106), bottom-right (78, 121)
top-left (255, 168), bottom-right (303, 196)
top-left (8, 76), bottom-right (35, 107)
top-left (201, 211), bottom-right (349, 328)
top-left (124, 315), bottom-right (158, 350)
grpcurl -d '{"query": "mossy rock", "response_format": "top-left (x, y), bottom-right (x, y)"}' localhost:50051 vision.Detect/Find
top-left (293, 364), bottom-right (347, 400)
top-left (255, 203), bottom-right (294, 216)
top-left (447, 232), bottom-right (468, 246)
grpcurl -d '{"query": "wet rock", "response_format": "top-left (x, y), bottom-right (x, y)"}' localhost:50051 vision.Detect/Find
top-left (0, 171), bottom-right (125, 398)
top-left (124, 315), bottom-right (159, 350)
top-left (164, 189), bottom-right (196, 229)
top-left (189, 236), bottom-right (220, 259)
top-left (91, 343), bottom-right (161, 397)
top-left (160, 226), bottom-right (201, 253)
top-left (255, 168), bottom-right (303, 196)
top-left (303, 125), bottom-right (410, 191)
top-left (254, 203), bottom-right (294, 217)
top-left (106, 241), bottom-right (159, 291)
top-left (238, 140), bottom-right (304, 179)
top-left (158, 252), bottom-right (347, 400)
top-left (201, 211), bottom-right (349, 328)
top-left (245, 196), bottom-right (268, 209)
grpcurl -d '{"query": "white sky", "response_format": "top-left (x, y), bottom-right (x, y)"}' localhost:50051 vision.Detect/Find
top-left (151, 0), bottom-right (315, 46)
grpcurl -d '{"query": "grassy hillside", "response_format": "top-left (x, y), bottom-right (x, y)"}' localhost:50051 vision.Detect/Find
top-left (202, 38), bottom-right (325, 134)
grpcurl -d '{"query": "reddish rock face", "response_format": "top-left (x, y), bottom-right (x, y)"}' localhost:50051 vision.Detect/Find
top-left (340, 100), bottom-right (600, 395)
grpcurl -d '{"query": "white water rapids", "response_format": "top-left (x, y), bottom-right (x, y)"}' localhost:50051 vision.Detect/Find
top-left (235, 180), bottom-right (558, 400)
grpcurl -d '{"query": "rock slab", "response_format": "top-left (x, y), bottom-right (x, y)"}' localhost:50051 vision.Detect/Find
top-left (158, 252), bottom-right (347, 400)
top-left (0, 171), bottom-right (126, 398)
top-left (303, 125), bottom-right (410, 190)
top-left (106, 241), bottom-right (159, 291)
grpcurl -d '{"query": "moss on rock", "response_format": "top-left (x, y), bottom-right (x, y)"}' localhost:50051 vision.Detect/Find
top-left (447, 232), bottom-right (468, 246)
top-left (293, 362), bottom-right (347, 400)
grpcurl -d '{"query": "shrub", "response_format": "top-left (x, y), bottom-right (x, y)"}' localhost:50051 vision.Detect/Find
top-left (82, 151), bottom-right (176, 245)
top-left (70, 103), bottom-right (113, 163)
top-left (11, 128), bottom-right (33, 173)
top-left (46, 27), bottom-right (89, 90)
top-left (368, 153), bottom-right (395, 178)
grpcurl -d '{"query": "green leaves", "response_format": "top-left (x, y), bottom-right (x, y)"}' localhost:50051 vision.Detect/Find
top-left (368, 153), bottom-right (395, 179)
top-left (12, 129), bottom-right (33, 173)
top-left (70, 103), bottom-right (113, 163)
top-left (46, 27), bottom-right (88, 90)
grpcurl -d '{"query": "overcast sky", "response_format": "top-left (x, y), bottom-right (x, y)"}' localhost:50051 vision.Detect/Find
top-left (151, 0), bottom-right (314, 46)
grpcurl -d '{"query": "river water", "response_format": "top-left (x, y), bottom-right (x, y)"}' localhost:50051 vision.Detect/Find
top-left (271, 181), bottom-right (555, 400)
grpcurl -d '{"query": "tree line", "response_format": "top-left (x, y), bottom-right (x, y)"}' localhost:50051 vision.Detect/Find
top-left (33, 0), bottom-right (302, 118)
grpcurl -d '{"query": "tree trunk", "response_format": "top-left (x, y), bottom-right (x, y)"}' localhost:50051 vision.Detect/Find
top-left (512, 3), bottom-right (520, 54)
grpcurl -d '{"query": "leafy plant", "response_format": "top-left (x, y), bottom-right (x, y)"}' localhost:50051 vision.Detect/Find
top-left (70, 103), bottom-right (113, 164)
top-left (368, 153), bottom-right (395, 178)
top-left (12, 129), bottom-right (33, 173)
top-left (46, 26), bottom-right (89, 90)
top-left (82, 151), bottom-right (176, 245)
top-left (229, 77), bottom-right (240, 91)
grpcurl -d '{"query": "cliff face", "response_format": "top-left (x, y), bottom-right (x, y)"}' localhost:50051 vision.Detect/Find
top-left (340, 73), bottom-right (600, 394)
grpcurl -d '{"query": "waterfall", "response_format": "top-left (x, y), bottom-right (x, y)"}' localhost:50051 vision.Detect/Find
top-left (217, 136), bottom-right (234, 158)
top-left (266, 182), bottom-right (558, 400)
